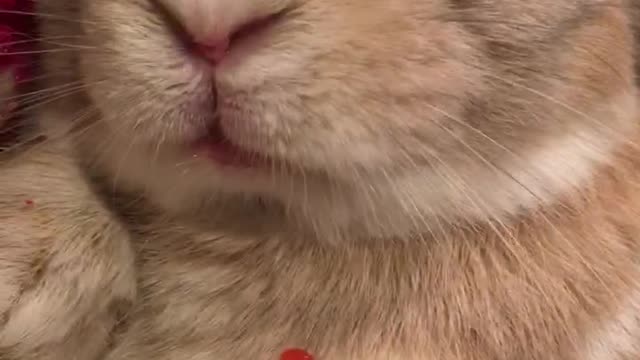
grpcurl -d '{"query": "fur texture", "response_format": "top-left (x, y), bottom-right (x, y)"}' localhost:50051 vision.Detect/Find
top-left (0, 0), bottom-right (639, 359)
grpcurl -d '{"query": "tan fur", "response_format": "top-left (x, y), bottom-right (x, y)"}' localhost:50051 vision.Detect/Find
top-left (0, 0), bottom-right (639, 359)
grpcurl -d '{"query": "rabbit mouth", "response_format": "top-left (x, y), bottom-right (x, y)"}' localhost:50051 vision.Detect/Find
top-left (192, 119), bottom-right (268, 169)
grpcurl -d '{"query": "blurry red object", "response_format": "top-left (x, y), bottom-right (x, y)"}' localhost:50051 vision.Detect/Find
top-left (280, 348), bottom-right (314, 360)
top-left (0, 0), bottom-right (36, 145)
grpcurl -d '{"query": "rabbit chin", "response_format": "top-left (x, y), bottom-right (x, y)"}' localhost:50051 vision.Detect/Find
top-left (66, 92), bottom-right (635, 242)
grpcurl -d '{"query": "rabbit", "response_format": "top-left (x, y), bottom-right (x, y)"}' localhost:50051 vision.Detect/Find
top-left (0, 0), bottom-right (639, 358)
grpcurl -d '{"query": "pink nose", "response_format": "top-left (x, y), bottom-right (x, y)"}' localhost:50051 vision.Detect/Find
top-left (155, 0), bottom-right (284, 67)
top-left (189, 14), bottom-right (277, 66)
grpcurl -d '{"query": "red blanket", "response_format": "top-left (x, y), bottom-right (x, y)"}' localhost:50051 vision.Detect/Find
top-left (1, 0), bottom-right (36, 145)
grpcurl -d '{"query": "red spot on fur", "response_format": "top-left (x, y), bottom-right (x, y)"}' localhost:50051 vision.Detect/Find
top-left (24, 199), bottom-right (34, 206)
top-left (280, 348), bottom-right (314, 360)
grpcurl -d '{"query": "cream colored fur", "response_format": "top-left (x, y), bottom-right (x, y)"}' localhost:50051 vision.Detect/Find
top-left (0, 0), bottom-right (639, 359)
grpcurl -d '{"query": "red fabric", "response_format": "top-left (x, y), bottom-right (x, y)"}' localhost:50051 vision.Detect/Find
top-left (0, 0), bottom-right (36, 146)
top-left (0, 0), bottom-right (34, 75)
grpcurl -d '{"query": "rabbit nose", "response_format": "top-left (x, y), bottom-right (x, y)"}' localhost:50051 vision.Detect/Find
top-left (156, 0), bottom-right (288, 65)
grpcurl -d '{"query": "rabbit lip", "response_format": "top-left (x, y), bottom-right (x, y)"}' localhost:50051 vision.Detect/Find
top-left (192, 120), bottom-right (266, 168)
